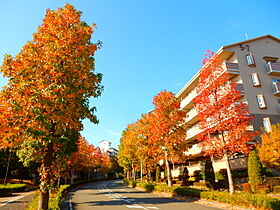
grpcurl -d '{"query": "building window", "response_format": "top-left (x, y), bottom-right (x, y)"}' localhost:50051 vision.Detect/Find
top-left (251, 73), bottom-right (260, 86)
top-left (246, 53), bottom-right (255, 67)
top-left (263, 117), bottom-right (272, 132)
top-left (257, 94), bottom-right (266, 108)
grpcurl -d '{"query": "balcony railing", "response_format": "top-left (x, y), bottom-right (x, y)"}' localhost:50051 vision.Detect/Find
top-left (180, 88), bottom-right (197, 109)
top-left (266, 62), bottom-right (280, 75)
top-left (225, 62), bottom-right (240, 75)
top-left (184, 144), bottom-right (203, 157)
top-left (272, 82), bottom-right (280, 95)
top-left (235, 83), bottom-right (245, 95)
top-left (186, 124), bottom-right (201, 140)
top-left (185, 108), bottom-right (198, 124)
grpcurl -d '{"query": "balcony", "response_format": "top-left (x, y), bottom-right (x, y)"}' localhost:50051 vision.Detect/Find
top-left (272, 82), bottom-right (280, 95)
top-left (225, 62), bottom-right (240, 75)
top-left (235, 83), bottom-right (245, 95)
top-left (266, 62), bottom-right (280, 75)
top-left (180, 88), bottom-right (197, 110)
top-left (184, 144), bottom-right (203, 158)
top-left (186, 124), bottom-right (202, 140)
top-left (185, 108), bottom-right (198, 124)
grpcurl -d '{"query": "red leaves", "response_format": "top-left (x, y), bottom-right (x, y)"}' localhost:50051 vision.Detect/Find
top-left (194, 51), bottom-right (254, 158)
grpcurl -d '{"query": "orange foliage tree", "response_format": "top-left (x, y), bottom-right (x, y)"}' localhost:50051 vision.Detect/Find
top-left (149, 91), bottom-right (187, 186)
top-left (118, 91), bottom-right (186, 185)
top-left (258, 123), bottom-right (280, 170)
top-left (193, 51), bottom-right (254, 194)
top-left (0, 4), bottom-right (103, 209)
top-left (69, 136), bottom-right (111, 181)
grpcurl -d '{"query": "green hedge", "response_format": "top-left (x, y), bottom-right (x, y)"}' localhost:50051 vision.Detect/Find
top-left (124, 179), bottom-right (280, 210)
top-left (0, 183), bottom-right (26, 195)
top-left (48, 185), bottom-right (70, 210)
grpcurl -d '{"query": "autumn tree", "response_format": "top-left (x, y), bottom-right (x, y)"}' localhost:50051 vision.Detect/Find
top-left (193, 51), bottom-right (253, 194)
top-left (258, 123), bottom-right (280, 170)
top-left (150, 91), bottom-right (187, 186)
top-left (0, 4), bottom-right (103, 209)
top-left (118, 126), bottom-right (139, 180)
top-left (135, 113), bottom-right (160, 182)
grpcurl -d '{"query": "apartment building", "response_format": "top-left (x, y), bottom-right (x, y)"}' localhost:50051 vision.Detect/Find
top-left (176, 34), bottom-right (280, 175)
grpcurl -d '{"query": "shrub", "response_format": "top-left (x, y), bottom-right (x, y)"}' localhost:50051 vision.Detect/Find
top-left (130, 180), bottom-right (137, 188)
top-left (193, 170), bottom-right (203, 181)
top-left (248, 150), bottom-right (264, 193)
top-left (127, 180), bottom-right (280, 210)
top-left (273, 186), bottom-right (280, 193)
top-left (174, 187), bottom-right (202, 197)
top-left (264, 177), bottom-right (280, 191)
top-left (49, 185), bottom-right (70, 210)
top-left (181, 167), bottom-right (189, 186)
top-left (0, 183), bottom-right (26, 195)
top-left (242, 183), bottom-right (251, 193)
top-left (138, 183), bottom-right (155, 192)
top-left (215, 172), bottom-right (224, 180)
top-left (193, 181), bottom-right (207, 187)
top-left (204, 159), bottom-right (215, 189)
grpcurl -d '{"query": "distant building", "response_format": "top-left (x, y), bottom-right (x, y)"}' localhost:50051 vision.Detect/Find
top-left (98, 140), bottom-right (118, 157)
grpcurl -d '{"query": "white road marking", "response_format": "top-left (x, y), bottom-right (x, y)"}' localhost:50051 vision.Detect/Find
top-left (126, 205), bottom-right (147, 209)
top-left (147, 207), bottom-right (159, 209)
top-left (69, 194), bottom-right (73, 210)
top-left (0, 195), bottom-right (25, 207)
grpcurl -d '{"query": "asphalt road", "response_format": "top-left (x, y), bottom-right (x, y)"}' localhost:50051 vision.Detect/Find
top-left (63, 179), bottom-right (221, 210)
top-left (0, 191), bottom-right (34, 210)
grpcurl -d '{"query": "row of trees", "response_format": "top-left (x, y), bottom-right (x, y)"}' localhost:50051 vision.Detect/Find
top-left (0, 4), bottom-right (106, 209)
top-left (118, 91), bottom-right (187, 186)
top-left (118, 51), bottom-right (256, 194)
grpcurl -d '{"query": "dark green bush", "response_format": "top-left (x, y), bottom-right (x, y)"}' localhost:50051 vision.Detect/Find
top-left (180, 167), bottom-right (189, 186)
top-left (193, 170), bottom-right (203, 181)
top-left (204, 159), bottom-right (215, 189)
top-left (248, 150), bottom-right (264, 193)
top-left (174, 186), bottom-right (202, 197)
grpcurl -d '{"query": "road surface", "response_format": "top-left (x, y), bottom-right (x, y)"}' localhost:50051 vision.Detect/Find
top-left (0, 191), bottom-right (34, 210)
top-left (63, 179), bottom-right (221, 210)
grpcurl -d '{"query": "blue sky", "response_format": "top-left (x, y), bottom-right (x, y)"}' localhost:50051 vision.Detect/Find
top-left (1, 0), bottom-right (280, 148)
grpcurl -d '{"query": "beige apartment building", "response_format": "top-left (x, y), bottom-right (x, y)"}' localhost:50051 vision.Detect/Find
top-left (176, 34), bottom-right (280, 175)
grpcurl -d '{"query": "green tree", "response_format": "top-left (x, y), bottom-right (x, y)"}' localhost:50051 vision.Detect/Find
top-left (248, 150), bottom-right (264, 193)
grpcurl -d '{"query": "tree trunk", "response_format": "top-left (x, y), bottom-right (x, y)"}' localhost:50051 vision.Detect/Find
top-left (4, 149), bottom-right (12, 186)
top-left (164, 150), bottom-right (172, 186)
top-left (71, 170), bottom-right (75, 184)
top-left (57, 177), bottom-right (61, 188)
top-left (224, 153), bottom-right (234, 194)
top-left (132, 163), bottom-right (136, 180)
top-left (38, 144), bottom-right (53, 210)
top-left (88, 169), bottom-right (91, 180)
top-left (140, 159), bottom-right (143, 183)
